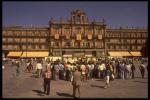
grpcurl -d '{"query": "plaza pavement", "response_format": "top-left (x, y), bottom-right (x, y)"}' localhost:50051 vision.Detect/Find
top-left (2, 61), bottom-right (148, 98)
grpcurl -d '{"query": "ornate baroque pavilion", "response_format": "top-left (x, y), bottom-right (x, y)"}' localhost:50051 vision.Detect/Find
top-left (2, 10), bottom-right (148, 59)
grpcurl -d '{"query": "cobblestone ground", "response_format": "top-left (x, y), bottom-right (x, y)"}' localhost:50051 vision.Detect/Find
top-left (2, 61), bottom-right (148, 98)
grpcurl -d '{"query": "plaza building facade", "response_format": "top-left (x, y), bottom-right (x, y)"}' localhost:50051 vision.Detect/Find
top-left (2, 10), bottom-right (148, 59)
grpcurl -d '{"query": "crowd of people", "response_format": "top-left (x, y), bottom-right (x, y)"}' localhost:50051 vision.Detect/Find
top-left (2, 57), bottom-right (148, 97)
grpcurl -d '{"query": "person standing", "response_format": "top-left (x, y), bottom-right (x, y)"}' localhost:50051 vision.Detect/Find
top-left (80, 62), bottom-right (86, 82)
top-left (72, 68), bottom-right (82, 98)
top-left (36, 60), bottom-right (43, 78)
top-left (131, 62), bottom-right (135, 79)
top-left (43, 67), bottom-right (52, 95)
top-left (16, 61), bottom-right (21, 77)
top-left (139, 62), bottom-right (145, 79)
top-left (104, 62), bottom-right (111, 89)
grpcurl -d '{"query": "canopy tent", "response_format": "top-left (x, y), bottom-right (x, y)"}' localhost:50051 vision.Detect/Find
top-left (21, 51), bottom-right (49, 58)
top-left (7, 51), bottom-right (22, 57)
top-left (108, 51), bottom-right (132, 57)
top-left (130, 51), bottom-right (142, 56)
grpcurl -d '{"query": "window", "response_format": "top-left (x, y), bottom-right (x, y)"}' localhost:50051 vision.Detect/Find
top-left (88, 34), bottom-right (92, 39)
top-left (127, 45), bottom-right (130, 49)
top-left (7, 45), bottom-right (13, 50)
top-left (132, 46), bottom-right (136, 50)
top-left (56, 42), bottom-right (59, 47)
top-left (22, 45), bottom-right (26, 50)
top-left (14, 38), bottom-right (20, 43)
top-left (137, 46), bottom-right (142, 50)
top-left (110, 45), bottom-right (114, 49)
top-left (41, 45), bottom-right (46, 49)
top-left (28, 45), bottom-right (32, 49)
top-left (34, 31), bottom-right (40, 36)
top-left (51, 42), bottom-right (54, 47)
top-left (7, 38), bottom-right (13, 42)
top-left (131, 39), bottom-right (135, 44)
top-left (99, 42), bottom-right (103, 48)
top-left (131, 33), bottom-right (136, 37)
top-left (35, 45), bottom-right (39, 49)
top-left (7, 31), bottom-right (13, 36)
top-left (40, 38), bottom-right (46, 43)
top-left (127, 39), bottom-right (130, 43)
top-left (137, 39), bottom-right (141, 44)
top-left (14, 31), bottom-right (20, 36)
top-left (21, 31), bottom-right (26, 36)
top-left (142, 33), bottom-right (147, 38)
top-left (98, 34), bottom-right (102, 39)
top-left (2, 31), bottom-right (7, 36)
top-left (137, 33), bottom-right (141, 38)
top-left (66, 42), bottom-right (70, 48)
top-left (27, 31), bottom-right (32, 36)
top-left (77, 42), bottom-right (80, 48)
top-left (76, 34), bottom-right (81, 40)
top-left (34, 38), bottom-right (39, 43)
top-left (2, 45), bottom-right (7, 50)
top-left (142, 40), bottom-right (146, 44)
top-left (27, 38), bottom-right (33, 43)
top-left (13, 45), bottom-right (19, 50)
top-left (116, 45), bottom-right (119, 49)
top-left (66, 34), bottom-right (70, 39)
top-left (86, 42), bottom-right (90, 47)
top-left (21, 38), bottom-right (26, 43)
top-left (55, 34), bottom-right (59, 39)
top-left (2, 38), bottom-right (7, 42)
top-left (110, 39), bottom-right (119, 43)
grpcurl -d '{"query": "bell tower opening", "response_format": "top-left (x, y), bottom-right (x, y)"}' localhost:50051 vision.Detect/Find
top-left (71, 9), bottom-right (86, 24)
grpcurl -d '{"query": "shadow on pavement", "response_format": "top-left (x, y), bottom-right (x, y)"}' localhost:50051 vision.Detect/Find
top-left (95, 79), bottom-right (104, 82)
top-left (91, 85), bottom-right (105, 89)
top-left (56, 92), bottom-right (73, 98)
top-left (32, 90), bottom-right (45, 96)
top-left (133, 81), bottom-right (148, 83)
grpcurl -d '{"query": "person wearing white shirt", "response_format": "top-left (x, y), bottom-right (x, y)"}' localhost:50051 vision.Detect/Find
top-left (36, 60), bottom-right (43, 78)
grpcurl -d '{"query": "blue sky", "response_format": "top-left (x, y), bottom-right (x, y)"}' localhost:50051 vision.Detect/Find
top-left (2, 1), bottom-right (148, 28)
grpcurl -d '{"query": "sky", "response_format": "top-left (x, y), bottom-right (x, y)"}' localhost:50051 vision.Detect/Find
top-left (2, 1), bottom-right (148, 28)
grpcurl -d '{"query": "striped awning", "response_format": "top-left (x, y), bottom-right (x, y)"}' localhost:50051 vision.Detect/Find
top-left (21, 51), bottom-right (49, 57)
top-left (130, 51), bottom-right (142, 56)
top-left (7, 51), bottom-right (22, 57)
top-left (108, 51), bottom-right (132, 57)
